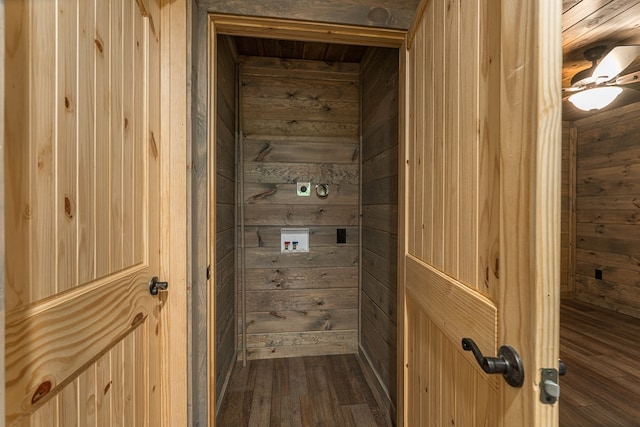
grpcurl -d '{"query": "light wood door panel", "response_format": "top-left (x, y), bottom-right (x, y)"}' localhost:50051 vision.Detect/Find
top-left (5, 0), bottom-right (163, 424)
top-left (402, 0), bottom-right (561, 425)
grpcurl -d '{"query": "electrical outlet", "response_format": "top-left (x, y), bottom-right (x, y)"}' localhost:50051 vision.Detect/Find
top-left (337, 228), bottom-right (347, 244)
top-left (595, 269), bottom-right (603, 280)
top-left (297, 182), bottom-right (311, 196)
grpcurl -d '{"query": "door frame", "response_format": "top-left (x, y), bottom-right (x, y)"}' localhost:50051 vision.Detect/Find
top-left (206, 14), bottom-right (406, 426)
top-left (158, 0), bottom-right (190, 425)
top-left (0, 0), bottom-right (6, 420)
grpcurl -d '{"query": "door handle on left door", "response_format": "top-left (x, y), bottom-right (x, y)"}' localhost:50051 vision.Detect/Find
top-left (149, 276), bottom-right (169, 296)
top-left (462, 338), bottom-right (524, 388)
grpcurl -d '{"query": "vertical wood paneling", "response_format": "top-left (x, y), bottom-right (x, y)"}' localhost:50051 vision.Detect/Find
top-left (405, 293), bottom-right (499, 426)
top-left (26, 329), bottom-right (146, 427)
top-left (476, 0), bottom-right (500, 301)
top-left (5, 0), bottom-right (148, 303)
top-left (31, 0), bottom-right (57, 303)
top-left (95, 0), bottom-right (112, 279)
top-left (573, 103), bottom-right (640, 317)
top-left (5, 0), bottom-right (161, 425)
top-left (77, 0), bottom-right (96, 284)
top-left (431, 0), bottom-right (445, 270)
top-left (111, 0), bottom-right (124, 272)
top-left (122, 0), bottom-right (135, 267)
top-left (421, 11), bottom-right (434, 263)
top-left (240, 55), bottom-right (360, 359)
top-left (133, 6), bottom-right (145, 265)
top-left (112, 340), bottom-right (125, 426)
top-left (57, 0), bottom-right (79, 292)
top-left (59, 378), bottom-right (79, 426)
top-left (412, 21), bottom-right (425, 259)
top-left (79, 364), bottom-right (97, 427)
top-left (5, 0), bottom-right (32, 310)
top-left (403, 0), bottom-right (515, 424)
top-left (458, 0), bottom-right (480, 286)
top-left (96, 353), bottom-right (112, 427)
top-left (32, 397), bottom-right (59, 427)
top-left (0, 0), bottom-right (5, 422)
top-left (444, 0), bottom-right (460, 277)
top-left (560, 122), bottom-right (575, 295)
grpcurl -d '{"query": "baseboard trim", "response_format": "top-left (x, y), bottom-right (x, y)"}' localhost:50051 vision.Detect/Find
top-left (214, 350), bottom-right (238, 418)
top-left (358, 346), bottom-right (396, 426)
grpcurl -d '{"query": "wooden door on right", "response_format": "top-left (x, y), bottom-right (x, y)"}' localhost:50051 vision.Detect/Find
top-left (401, 0), bottom-right (562, 425)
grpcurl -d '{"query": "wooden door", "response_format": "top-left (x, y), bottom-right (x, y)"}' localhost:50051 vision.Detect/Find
top-left (401, 0), bottom-right (561, 425)
top-left (5, 0), bottom-right (164, 425)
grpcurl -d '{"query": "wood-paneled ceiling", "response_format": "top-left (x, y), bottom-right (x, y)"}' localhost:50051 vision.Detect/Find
top-left (562, 0), bottom-right (640, 120)
top-left (233, 36), bottom-right (368, 63)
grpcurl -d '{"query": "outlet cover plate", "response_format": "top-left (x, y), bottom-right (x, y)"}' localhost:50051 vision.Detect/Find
top-left (297, 182), bottom-right (311, 196)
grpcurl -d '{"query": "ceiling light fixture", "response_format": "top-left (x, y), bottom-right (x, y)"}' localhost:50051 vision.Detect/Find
top-left (568, 86), bottom-right (623, 111)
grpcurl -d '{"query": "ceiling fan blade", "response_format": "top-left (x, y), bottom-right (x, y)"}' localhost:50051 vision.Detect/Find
top-left (615, 70), bottom-right (640, 85)
top-left (569, 75), bottom-right (596, 90)
top-left (562, 85), bottom-right (586, 93)
top-left (592, 45), bottom-right (640, 83)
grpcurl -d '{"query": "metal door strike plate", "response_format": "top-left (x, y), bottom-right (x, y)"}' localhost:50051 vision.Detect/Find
top-left (540, 368), bottom-right (560, 404)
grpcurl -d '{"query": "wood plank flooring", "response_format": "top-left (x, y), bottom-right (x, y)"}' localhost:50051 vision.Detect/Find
top-left (216, 354), bottom-right (391, 427)
top-left (560, 299), bottom-right (640, 426)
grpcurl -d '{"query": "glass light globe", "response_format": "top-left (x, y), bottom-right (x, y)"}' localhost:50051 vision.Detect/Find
top-left (568, 87), bottom-right (623, 111)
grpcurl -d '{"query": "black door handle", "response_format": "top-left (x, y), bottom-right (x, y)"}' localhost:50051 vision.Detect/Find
top-left (462, 338), bottom-right (524, 388)
top-left (149, 276), bottom-right (169, 296)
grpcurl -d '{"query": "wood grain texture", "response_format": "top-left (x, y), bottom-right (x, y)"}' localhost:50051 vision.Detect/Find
top-left (572, 104), bottom-right (640, 318)
top-left (0, 0), bottom-right (5, 421)
top-left (214, 32), bottom-right (238, 409)
top-left (159, 0), bottom-right (190, 424)
top-left (207, 6), bottom-right (416, 34)
top-left (217, 354), bottom-right (391, 425)
top-left (403, 0), bottom-right (561, 424)
top-left (239, 53), bottom-right (360, 360)
top-left (404, 297), bottom-right (498, 426)
top-left (5, 0), bottom-right (165, 424)
top-left (561, 123), bottom-right (577, 296)
top-left (560, 299), bottom-right (640, 426)
top-left (499, 0), bottom-right (561, 424)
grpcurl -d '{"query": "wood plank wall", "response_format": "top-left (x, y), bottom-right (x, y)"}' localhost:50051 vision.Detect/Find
top-left (572, 102), bottom-right (640, 318)
top-left (239, 55), bottom-right (360, 359)
top-left (404, 0), bottom-right (501, 424)
top-left (215, 35), bottom-right (238, 401)
top-left (561, 121), bottom-right (576, 295)
top-left (360, 47), bottom-right (399, 413)
top-left (5, 0), bottom-right (160, 424)
top-left (199, 0), bottom-right (420, 30)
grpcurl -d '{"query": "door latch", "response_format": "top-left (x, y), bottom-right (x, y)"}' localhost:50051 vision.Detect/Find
top-left (540, 368), bottom-right (560, 404)
top-left (461, 338), bottom-right (524, 388)
top-left (540, 359), bottom-right (566, 405)
top-left (149, 276), bottom-right (169, 296)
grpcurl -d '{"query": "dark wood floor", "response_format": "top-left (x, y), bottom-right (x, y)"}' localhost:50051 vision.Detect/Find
top-left (218, 301), bottom-right (640, 426)
top-left (217, 354), bottom-right (391, 427)
top-left (560, 299), bottom-right (640, 426)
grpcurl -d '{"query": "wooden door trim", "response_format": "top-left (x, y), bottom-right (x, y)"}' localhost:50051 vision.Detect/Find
top-left (0, 0), bottom-right (5, 421)
top-left (159, 0), bottom-right (189, 425)
top-left (209, 14), bottom-right (406, 47)
top-left (499, 0), bottom-right (561, 424)
top-left (207, 14), bottom-right (407, 427)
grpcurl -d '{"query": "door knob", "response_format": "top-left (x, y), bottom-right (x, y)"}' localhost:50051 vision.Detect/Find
top-left (149, 276), bottom-right (169, 296)
top-left (461, 338), bottom-right (524, 387)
